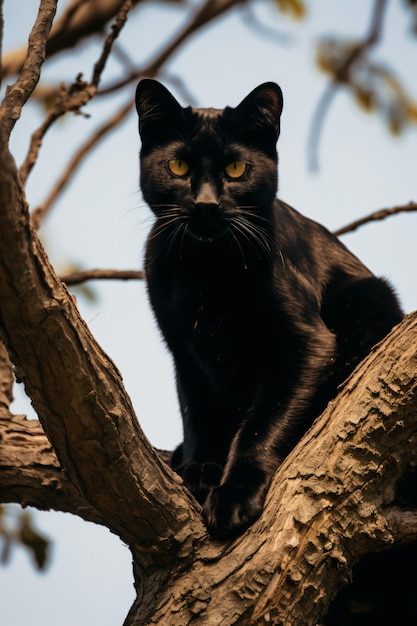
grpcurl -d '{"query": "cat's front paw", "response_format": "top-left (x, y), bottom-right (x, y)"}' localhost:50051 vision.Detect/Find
top-left (179, 461), bottom-right (223, 504)
top-left (203, 468), bottom-right (270, 540)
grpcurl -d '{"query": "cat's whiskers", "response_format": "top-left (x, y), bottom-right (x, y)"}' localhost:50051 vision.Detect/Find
top-left (166, 221), bottom-right (187, 259)
top-left (228, 229), bottom-right (248, 270)
top-left (229, 214), bottom-right (272, 260)
top-left (148, 216), bottom-right (183, 242)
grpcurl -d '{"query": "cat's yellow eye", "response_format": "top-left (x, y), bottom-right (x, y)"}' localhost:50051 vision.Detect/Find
top-left (168, 159), bottom-right (189, 177)
top-left (225, 161), bottom-right (247, 179)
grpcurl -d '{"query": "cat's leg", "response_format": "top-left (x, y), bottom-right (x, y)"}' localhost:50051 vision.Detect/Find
top-left (171, 377), bottom-right (231, 505)
top-left (170, 440), bottom-right (224, 504)
top-left (203, 322), bottom-right (337, 539)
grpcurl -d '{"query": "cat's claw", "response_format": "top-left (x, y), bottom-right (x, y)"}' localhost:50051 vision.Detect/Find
top-left (203, 482), bottom-right (266, 540)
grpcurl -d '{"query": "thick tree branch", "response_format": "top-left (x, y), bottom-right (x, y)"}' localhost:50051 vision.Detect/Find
top-left (0, 341), bottom-right (105, 523)
top-left (0, 341), bottom-right (13, 411)
top-left (0, 412), bottom-right (107, 526)
top-left (0, 134), bottom-right (205, 574)
top-left (123, 312), bottom-right (417, 625)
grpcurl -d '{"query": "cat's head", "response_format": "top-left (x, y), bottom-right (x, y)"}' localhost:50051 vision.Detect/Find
top-left (135, 80), bottom-right (283, 249)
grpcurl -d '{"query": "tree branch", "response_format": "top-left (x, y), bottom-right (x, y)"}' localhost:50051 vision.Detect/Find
top-left (0, 341), bottom-right (105, 524)
top-left (0, 0), bottom-right (57, 140)
top-left (308, 0), bottom-right (388, 170)
top-left (334, 201), bottom-right (417, 237)
top-left (0, 411), bottom-right (107, 526)
top-left (98, 0), bottom-right (244, 95)
top-left (0, 340), bottom-right (13, 411)
top-left (30, 98), bottom-right (134, 227)
top-left (1, 0), bottom-right (145, 79)
top-left (20, 0), bottom-right (244, 224)
top-left (60, 268), bottom-right (145, 285)
top-left (52, 201), bottom-right (415, 287)
top-left (0, 132), bottom-right (205, 573)
top-left (0, 1), bottom-right (4, 87)
top-left (125, 312), bottom-right (417, 624)
top-left (18, 0), bottom-right (134, 186)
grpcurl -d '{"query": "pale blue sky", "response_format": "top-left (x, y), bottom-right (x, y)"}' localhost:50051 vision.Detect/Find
top-left (1, 1), bottom-right (417, 624)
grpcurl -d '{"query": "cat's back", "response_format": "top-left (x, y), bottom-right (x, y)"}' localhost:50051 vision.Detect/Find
top-left (273, 199), bottom-right (374, 287)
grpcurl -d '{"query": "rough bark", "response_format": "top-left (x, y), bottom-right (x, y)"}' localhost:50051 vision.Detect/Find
top-left (123, 312), bottom-right (417, 625)
top-left (0, 134), bottom-right (205, 574)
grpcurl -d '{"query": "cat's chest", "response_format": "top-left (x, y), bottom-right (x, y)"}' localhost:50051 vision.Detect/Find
top-left (148, 258), bottom-right (276, 355)
top-left (170, 277), bottom-right (268, 361)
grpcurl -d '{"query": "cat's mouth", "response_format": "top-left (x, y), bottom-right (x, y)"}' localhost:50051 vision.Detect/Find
top-left (186, 216), bottom-right (229, 243)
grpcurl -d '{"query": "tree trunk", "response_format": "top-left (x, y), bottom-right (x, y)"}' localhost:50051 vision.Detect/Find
top-left (1, 132), bottom-right (417, 621)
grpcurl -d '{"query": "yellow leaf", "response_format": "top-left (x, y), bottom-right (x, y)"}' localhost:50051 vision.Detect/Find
top-left (273, 0), bottom-right (306, 20)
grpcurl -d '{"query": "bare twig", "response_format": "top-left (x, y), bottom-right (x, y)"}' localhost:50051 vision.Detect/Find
top-left (99, 0), bottom-right (243, 95)
top-left (0, 0), bottom-right (58, 140)
top-left (30, 98), bottom-right (134, 228)
top-left (60, 268), bottom-right (145, 286)
top-left (1, 0), bottom-right (144, 78)
top-left (307, 84), bottom-right (336, 172)
top-left (242, 1), bottom-right (293, 44)
top-left (334, 201), bottom-right (417, 237)
top-left (308, 0), bottom-right (388, 170)
top-left (0, 0), bottom-right (4, 89)
top-left (18, 0), bottom-right (133, 186)
top-left (91, 0), bottom-right (133, 88)
top-left (27, 0), bottom-right (242, 226)
top-left (59, 202), bottom-right (417, 287)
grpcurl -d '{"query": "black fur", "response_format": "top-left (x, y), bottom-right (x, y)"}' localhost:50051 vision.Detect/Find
top-left (135, 80), bottom-right (403, 539)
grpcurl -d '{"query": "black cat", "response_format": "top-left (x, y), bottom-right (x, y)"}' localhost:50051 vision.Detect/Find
top-left (135, 79), bottom-right (403, 540)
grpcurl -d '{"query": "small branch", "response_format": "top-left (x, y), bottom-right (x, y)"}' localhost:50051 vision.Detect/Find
top-left (242, 1), bottom-right (293, 45)
top-left (60, 268), bottom-right (145, 285)
top-left (307, 84), bottom-right (336, 172)
top-left (334, 201), bottom-right (417, 237)
top-left (18, 0), bottom-right (133, 186)
top-left (1, 0), bottom-right (144, 79)
top-left (56, 200), bottom-right (416, 287)
top-left (98, 0), bottom-right (242, 95)
top-left (90, 0), bottom-right (133, 88)
top-left (0, 1), bottom-right (4, 88)
top-left (308, 0), bottom-right (388, 170)
top-left (30, 98), bottom-right (134, 227)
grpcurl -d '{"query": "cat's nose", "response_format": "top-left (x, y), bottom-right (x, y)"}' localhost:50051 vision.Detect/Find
top-left (194, 182), bottom-right (219, 209)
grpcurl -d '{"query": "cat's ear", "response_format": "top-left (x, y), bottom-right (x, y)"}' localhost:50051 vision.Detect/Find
top-left (135, 79), bottom-right (184, 144)
top-left (234, 82), bottom-right (283, 143)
